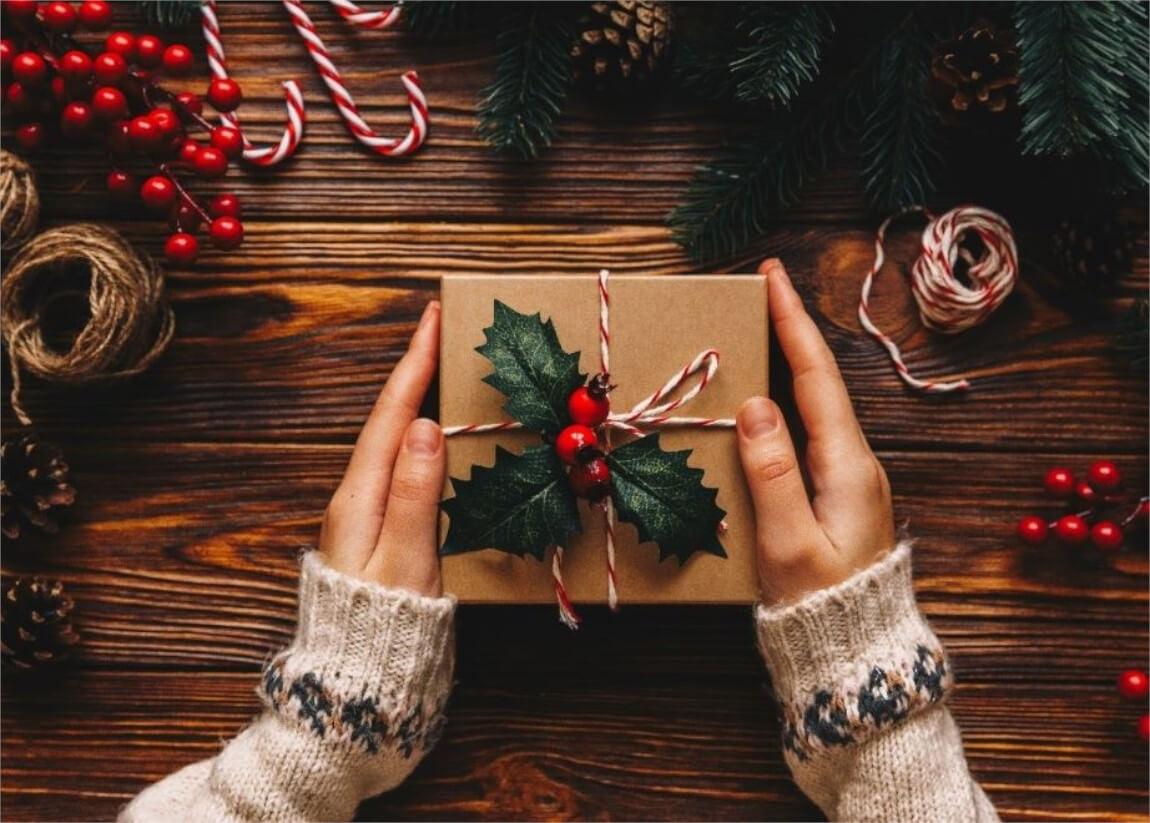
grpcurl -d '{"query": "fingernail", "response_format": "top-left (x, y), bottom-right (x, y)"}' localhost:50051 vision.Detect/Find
top-left (739, 397), bottom-right (778, 438)
top-left (417, 300), bottom-right (440, 332)
top-left (405, 418), bottom-right (442, 454)
top-left (757, 258), bottom-right (784, 277)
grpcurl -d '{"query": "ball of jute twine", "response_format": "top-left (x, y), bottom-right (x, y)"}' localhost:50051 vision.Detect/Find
top-left (0, 149), bottom-right (41, 252)
top-left (1, 224), bottom-right (176, 425)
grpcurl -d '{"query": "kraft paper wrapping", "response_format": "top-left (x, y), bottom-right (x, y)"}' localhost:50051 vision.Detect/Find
top-left (440, 274), bottom-right (768, 604)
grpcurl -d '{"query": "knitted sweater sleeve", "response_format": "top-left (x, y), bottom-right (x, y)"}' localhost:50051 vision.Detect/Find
top-left (120, 552), bottom-right (456, 823)
top-left (754, 542), bottom-right (999, 823)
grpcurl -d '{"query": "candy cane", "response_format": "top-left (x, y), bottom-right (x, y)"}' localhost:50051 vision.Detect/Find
top-left (201, 0), bottom-right (306, 166)
top-left (328, 0), bottom-right (403, 29)
top-left (282, 0), bottom-right (429, 157)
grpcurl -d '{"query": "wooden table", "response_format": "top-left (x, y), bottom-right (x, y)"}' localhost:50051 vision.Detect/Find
top-left (3, 7), bottom-right (1147, 821)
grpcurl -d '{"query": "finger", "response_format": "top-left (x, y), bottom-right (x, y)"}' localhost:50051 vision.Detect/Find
top-left (363, 418), bottom-right (445, 596)
top-left (321, 301), bottom-right (440, 572)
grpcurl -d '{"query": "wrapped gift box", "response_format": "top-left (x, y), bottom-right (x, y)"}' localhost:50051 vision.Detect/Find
top-left (439, 274), bottom-right (768, 604)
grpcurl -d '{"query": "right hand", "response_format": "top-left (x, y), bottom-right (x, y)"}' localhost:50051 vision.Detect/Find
top-left (737, 260), bottom-right (895, 606)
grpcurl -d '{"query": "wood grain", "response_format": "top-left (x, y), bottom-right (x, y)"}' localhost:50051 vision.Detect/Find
top-left (2, 4), bottom-right (1148, 822)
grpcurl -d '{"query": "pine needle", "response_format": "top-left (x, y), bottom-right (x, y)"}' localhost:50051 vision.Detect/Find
top-left (136, 0), bottom-right (200, 30)
top-left (730, 3), bottom-right (832, 107)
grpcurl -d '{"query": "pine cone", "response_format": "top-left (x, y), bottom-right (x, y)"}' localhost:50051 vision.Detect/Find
top-left (1051, 214), bottom-right (1136, 294)
top-left (1, 577), bottom-right (80, 670)
top-left (1, 434), bottom-right (76, 539)
top-left (571, 0), bottom-right (673, 91)
top-left (930, 20), bottom-right (1019, 116)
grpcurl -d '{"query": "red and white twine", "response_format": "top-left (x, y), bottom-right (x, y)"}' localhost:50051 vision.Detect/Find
top-left (445, 270), bottom-right (735, 628)
top-left (200, 0), bottom-right (427, 166)
top-left (858, 205), bottom-right (1018, 393)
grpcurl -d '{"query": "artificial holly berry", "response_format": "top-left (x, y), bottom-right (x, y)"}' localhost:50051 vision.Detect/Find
top-left (568, 373), bottom-right (613, 427)
top-left (1090, 520), bottom-right (1123, 553)
top-left (60, 101), bottom-right (93, 138)
top-left (1074, 481), bottom-right (1097, 505)
top-left (569, 457), bottom-right (612, 500)
top-left (135, 34), bottom-right (164, 69)
top-left (162, 44), bottom-right (193, 75)
top-left (77, 0), bottom-right (112, 30)
top-left (104, 32), bottom-right (135, 60)
top-left (148, 107), bottom-right (180, 139)
top-left (1043, 467), bottom-right (1075, 498)
top-left (164, 231), bottom-right (198, 265)
top-left (92, 51), bottom-right (127, 85)
top-left (174, 91), bottom-right (202, 117)
top-left (1118, 669), bottom-right (1149, 701)
top-left (4, 0), bottom-right (38, 23)
top-left (209, 193), bottom-right (241, 219)
top-left (49, 75), bottom-right (68, 103)
top-left (127, 115), bottom-right (162, 151)
top-left (192, 145), bottom-right (228, 178)
top-left (1088, 460), bottom-right (1121, 491)
top-left (1139, 715), bottom-right (1150, 743)
top-left (0, 39), bottom-right (14, 74)
top-left (14, 121), bottom-right (43, 151)
top-left (139, 175), bottom-right (176, 210)
top-left (5, 81), bottom-right (32, 112)
top-left (106, 119), bottom-right (131, 155)
top-left (209, 216), bottom-right (243, 250)
top-left (169, 201), bottom-right (202, 233)
top-left (177, 138), bottom-right (200, 164)
top-left (1016, 515), bottom-right (1048, 545)
top-left (91, 86), bottom-right (127, 120)
top-left (210, 126), bottom-right (243, 159)
top-left (1054, 514), bottom-right (1088, 544)
top-left (555, 424), bottom-right (598, 465)
top-left (41, 1), bottom-right (78, 33)
top-left (106, 169), bottom-right (135, 197)
top-left (206, 77), bottom-right (242, 112)
top-left (11, 52), bottom-right (46, 86)
top-left (58, 50), bottom-right (93, 82)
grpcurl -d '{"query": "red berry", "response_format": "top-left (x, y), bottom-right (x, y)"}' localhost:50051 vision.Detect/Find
top-left (206, 77), bottom-right (242, 112)
top-left (1087, 460), bottom-right (1121, 491)
top-left (4, 0), bottom-right (38, 22)
top-left (555, 424), bottom-right (598, 465)
top-left (0, 39), bottom-right (14, 73)
top-left (4, 80), bottom-right (33, 111)
top-left (568, 375), bottom-right (612, 427)
top-left (106, 169), bottom-right (135, 197)
top-left (77, 0), bottom-right (111, 29)
top-left (58, 50), bottom-right (93, 81)
top-left (210, 125), bottom-right (243, 159)
top-left (192, 145), bottom-right (228, 178)
top-left (169, 200), bottom-right (202, 233)
top-left (14, 121), bottom-right (43, 151)
top-left (1139, 715), bottom-right (1150, 743)
top-left (49, 74), bottom-right (68, 102)
top-left (1118, 669), bottom-right (1150, 701)
top-left (139, 174), bottom-right (176, 210)
top-left (161, 43), bottom-right (192, 75)
top-left (1074, 481), bottom-right (1098, 504)
top-left (41, 1), bottom-right (78, 32)
top-left (209, 193), bottom-right (241, 219)
top-left (164, 231), bottom-right (198, 265)
top-left (209, 216), bottom-right (243, 250)
top-left (91, 85), bottom-right (127, 120)
top-left (104, 31), bottom-right (135, 60)
top-left (60, 100), bottom-right (93, 138)
top-left (127, 115), bottom-right (162, 150)
top-left (11, 52), bottom-right (46, 86)
top-left (1090, 520), bottom-right (1123, 553)
top-left (174, 90), bottom-right (202, 117)
top-left (135, 34), bottom-right (164, 68)
top-left (1054, 514), bottom-right (1089, 544)
top-left (569, 457), bottom-right (612, 500)
top-left (1043, 467), bottom-right (1074, 498)
top-left (177, 138), bottom-right (200, 164)
top-left (148, 106), bottom-right (181, 138)
top-left (105, 118), bottom-right (131, 155)
top-left (92, 51), bottom-right (127, 85)
top-left (1016, 515), bottom-right (1048, 545)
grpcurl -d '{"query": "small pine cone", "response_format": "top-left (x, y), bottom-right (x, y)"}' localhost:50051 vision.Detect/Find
top-left (1051, 215), bottom-right (1136, 294)
top-left (929, 19), bottom-right (1019, 117)
top-left (1, 435), bottom-right (76, 539)
top-left (571, 0), bottom-right (674, 91)
top-left (1, 577), bottom-right (80, 671)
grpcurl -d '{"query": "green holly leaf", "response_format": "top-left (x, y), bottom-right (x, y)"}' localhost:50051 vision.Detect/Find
top-left (606, 433), bottom-right (727, 564)
top-left (441, 444), bottom-right (582, 559)
top-left (476, 300), bottom-right (586, 434)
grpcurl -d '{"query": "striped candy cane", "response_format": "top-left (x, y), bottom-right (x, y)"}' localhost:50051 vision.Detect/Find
top-left (858, 205), bottom-right (1018, 394)
top-left (328, 0), bottom-right (403, 29)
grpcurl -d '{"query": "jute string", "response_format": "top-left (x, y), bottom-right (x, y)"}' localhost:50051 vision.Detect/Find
top-left (2, 224), bottom-right (175, 425)
top-left (0, 149), bottom-right (40, 253)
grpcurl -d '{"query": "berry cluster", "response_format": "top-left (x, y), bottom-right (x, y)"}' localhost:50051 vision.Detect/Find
top-left (554, 374), bottom-right (615, 501)
top-left (1016, 460), bottom-right (1148, 553)
top-left (1116, 668), bottom-right (1149, 742)
top-left (1, 0), bottom-right (245, 266)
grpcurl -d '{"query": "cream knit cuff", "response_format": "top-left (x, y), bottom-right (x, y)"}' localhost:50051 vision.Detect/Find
top-left (259, 552), bottom-right (456, 758)
top-left (754, 542), bottom-right (952, 762)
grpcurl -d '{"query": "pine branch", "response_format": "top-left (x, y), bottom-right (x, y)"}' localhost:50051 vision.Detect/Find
top-left (476, 9), bottom-right (574, 159)
top-left (137, 0), bottom-right (199, 29)
top-left (730, 3), bottom-right (832, 107)
top-left (403, 1), bottom-right (481, 36)
top-left (858, 21), bottom-right (940, 211)
top-left (1107, 1), bottom-right (1149, 188)
top-left (672, 22), bottom-right (738, 101)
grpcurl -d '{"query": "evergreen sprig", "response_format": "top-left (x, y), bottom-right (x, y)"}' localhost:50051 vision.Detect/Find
top-left (136, 0), bottom-right (199, 29)
top-left (403, 1), bottom-right (480, 37)
top-left (730, 3), bottom-right (833, 107)
top-left (476, 9), bottom-right (574, 160)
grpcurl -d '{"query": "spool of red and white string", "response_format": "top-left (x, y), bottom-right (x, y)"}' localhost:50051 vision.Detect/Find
top-left (858, 205), bottom-right (1018, 393)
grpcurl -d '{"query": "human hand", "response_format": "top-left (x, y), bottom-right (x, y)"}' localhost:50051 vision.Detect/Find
top-left (738, 260), bottom-right (895, 606)
top-left (319, 300), bottom-right (445, 596)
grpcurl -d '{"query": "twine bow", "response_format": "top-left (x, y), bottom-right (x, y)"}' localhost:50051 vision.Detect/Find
top-left (445, 270), bottom-right (734, 628)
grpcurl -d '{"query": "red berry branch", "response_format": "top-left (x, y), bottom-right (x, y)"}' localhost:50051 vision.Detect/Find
top-left (551, 373), bottom-right (616, 502)
top-left (1016, 460), bottom-right (1149, 554)
top-left (1, 0), bottom-right (246, 266)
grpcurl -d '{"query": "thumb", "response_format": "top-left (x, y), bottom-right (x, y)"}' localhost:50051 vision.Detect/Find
top-left (363, 418), bottom-right (445, 596)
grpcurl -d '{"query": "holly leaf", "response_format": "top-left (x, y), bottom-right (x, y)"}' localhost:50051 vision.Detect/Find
top-left (606, 433), bottom-right (727, 564)
top-left (441, 444), bottom-right (582, 559)
top-left (477, 300), bottom-right (585, 434)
